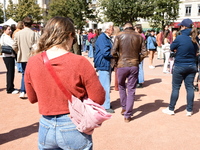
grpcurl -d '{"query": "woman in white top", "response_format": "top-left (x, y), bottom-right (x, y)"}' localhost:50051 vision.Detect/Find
top-left (0, 25), bottom-right (19, 94)
top-left (162, 30), bottom-right (171, 73)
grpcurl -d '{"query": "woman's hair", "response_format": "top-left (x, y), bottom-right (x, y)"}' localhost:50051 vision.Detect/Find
top-left (134, 24), bottom-right (143, 33)
top-left (94, 29), bottom-right (100, 37)
top-left (16, 21), bottom-right (24, 30)
top-left (36, 16), bottom-right (75, 53)
top-left (190, 27), bottom-right (198, 43)
top-left (11, 24), bottom-right (16, 31)
top-left (2, 25), bottom-right (9, 32)
top-left (112, 26), bottom-right (120, 35)
top-left (162, 30), bottom-right (170, 44)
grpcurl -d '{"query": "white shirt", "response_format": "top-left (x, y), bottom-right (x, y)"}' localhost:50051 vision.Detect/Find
top-left (0, 33), bottom-right (15, 57)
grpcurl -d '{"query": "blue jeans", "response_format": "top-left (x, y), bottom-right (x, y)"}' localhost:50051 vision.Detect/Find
top-left (88, 44), bottom-right (94, 58)
top-left (117, 66), bottom-right (138, 118)
top-left (20, 62), bottom-right (27, 93)
top-left (16, 62), bottom-right (22, 72)
top-left (38, 114), bottom-right (93, 150)
top-left (98, 69), bottom-right (111, 109)
top-left (138, 61), bottom-right (144, 83)
top-left (169, 65), bottom-right (197, 112)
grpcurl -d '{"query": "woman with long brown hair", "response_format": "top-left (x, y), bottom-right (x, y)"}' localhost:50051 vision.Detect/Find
top-left (25, 17), bottom-right (105, 149)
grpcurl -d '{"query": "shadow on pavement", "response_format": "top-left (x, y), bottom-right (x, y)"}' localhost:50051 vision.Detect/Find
top-left (143, 78), bottom-right (162, 87)
top-left (175, 100), bottom-right (200, 115)
top-left (0, 88), bottom-right (6, 92)
top-left (0, 122), bottom-right (39, 145)
top-left (111, 94), bottom-right (147, 110)
top-left (0, 71), bottom-right (6, 75)
top-left (132, 99), bottom-right (168, 120)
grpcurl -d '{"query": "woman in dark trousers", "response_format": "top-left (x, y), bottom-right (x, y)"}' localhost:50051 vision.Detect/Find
top-left (162, 19), bottom-right (198, 116)
top-left (0, 25), bottom-right (19, 94)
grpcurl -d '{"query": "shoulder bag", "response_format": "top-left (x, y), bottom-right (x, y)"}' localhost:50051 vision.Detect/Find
top-left (2, 45), bottom-right (13, 54)
top-left (1, 36), bottom-right (14, 54)
top-left (41, 51), bottom-right (111, 135)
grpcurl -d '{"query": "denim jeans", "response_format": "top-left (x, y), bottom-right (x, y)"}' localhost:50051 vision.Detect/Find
top-left (169, 65), bottom-right (197, 112)
top-left (88, 44), bottom-right (94, 58)
top-left (38, 114), bottom-right (93, 150)
top-left (117, 66), bottom-right (138, 118)
top-left (98, 69), bottom-right (111, 109)
top-left (20, 62), bottom-right (27, 93)
top-left (138, 61), bottom-right (144, 83)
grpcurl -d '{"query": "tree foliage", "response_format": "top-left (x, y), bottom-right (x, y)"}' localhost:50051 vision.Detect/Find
top-left (6, 0), bottom-right (42, 22)
top-left (148, 0), bottom-right (180, 29)
top-left (100, 0), bottom-right (154, 26)
top-left (47, 0), bottom-right (95, 29)
top-left (99, 0), bottom-right (180, 28)
top-left (0, 3), bottom-right (4, 23)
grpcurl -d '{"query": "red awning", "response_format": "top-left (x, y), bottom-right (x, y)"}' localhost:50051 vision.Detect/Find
top-left (171, 22), bottom-right (200, 28)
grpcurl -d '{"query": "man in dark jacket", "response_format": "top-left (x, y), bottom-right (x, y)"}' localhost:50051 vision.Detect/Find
top-left (94, 22), bottom-right (114, 113)
top-left (111, 22), bottom-right (148, 122)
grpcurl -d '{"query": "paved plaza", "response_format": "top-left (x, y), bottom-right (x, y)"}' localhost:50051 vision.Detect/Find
top-left (1, 52), bottom-right (200, 150)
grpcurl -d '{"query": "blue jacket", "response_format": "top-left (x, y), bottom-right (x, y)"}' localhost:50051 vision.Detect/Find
top-left (147, 35), bottom-right (156, 49)
top-left (170, 28), bottom-right (198, 66)
top-left (94, 32), bottom-right (113, 71)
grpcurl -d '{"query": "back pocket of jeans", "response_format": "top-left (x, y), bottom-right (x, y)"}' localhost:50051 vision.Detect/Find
top-left (60, 126), bottom-right (91, 150)
top-left (38, 122), bottom-right (50, 146)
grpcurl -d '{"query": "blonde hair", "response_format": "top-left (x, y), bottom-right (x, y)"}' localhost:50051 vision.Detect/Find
top-left (36, 16), bottom-right (75, 53)
top-left (112, 26), bottom-right (120, 36)
top-left (16, 21), bottom-right (24, 30)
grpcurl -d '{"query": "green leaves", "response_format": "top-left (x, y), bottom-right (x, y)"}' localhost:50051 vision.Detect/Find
top-left (100, 0), bottom-right (179, 28)
top-left (6, 0), bottom-right (42, 22)
top-left (47, 0), bottom-right (95, 29)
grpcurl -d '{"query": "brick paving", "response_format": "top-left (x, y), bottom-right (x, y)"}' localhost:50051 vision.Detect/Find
top-left (1, 52), bottom-right (200, 150)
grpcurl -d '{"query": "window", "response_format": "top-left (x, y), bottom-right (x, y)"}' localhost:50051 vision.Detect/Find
top-left (185, 5), bottom-right (191, 16)
top-left (198, 5), bottom-right (200, 15)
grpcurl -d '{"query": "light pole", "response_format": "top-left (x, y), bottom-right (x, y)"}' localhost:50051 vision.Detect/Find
top-left (3, 0), bottom-right (7, 22)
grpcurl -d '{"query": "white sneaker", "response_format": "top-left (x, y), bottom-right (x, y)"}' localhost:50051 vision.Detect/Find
top-left (162, 107), bottom-right (175, 115)
top-left (19, 92), bottom-right (25, 99)
top-left (186, 111), bottom-right (193, 116)
top-left (149, 65), bottom-right (155, 69)
top-left (11, 90), bottom-right (19, 94)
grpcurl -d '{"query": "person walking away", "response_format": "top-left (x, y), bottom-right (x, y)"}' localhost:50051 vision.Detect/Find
top-left (147, 30), bottom-right (157, 69)
top-left (162, 30), bottom-right (171, 73)
top-left (134, 24), bottom-right (146, 88)
top-left (111, 22), bottom-right (148, 122)
top-left (12, 16), bottom-right (37, 99)
top-left (162, 18), bottom-right (198, 116)
top-left (94, 22), bottom-right (115, 113)
top-left (156, 30), bottom-right (164, 60)
top-left (72, 29), bottom-right (82, 55)
top-left (24, 16), bottom-right (105, 150)
top-left (111, 26), bottom-right (120, 91)
top-left (12, 21), bottom-right (24, 73)
top-left (82, 31), bottom-right (88, 52)
top-left (0, 25), bottom-right (19, 94)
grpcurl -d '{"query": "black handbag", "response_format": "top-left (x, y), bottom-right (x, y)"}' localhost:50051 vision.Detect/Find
top-left (1, 45), bottom-right (13, 54)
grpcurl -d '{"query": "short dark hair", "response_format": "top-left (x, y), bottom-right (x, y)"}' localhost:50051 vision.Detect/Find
top-left (23, 17), bottom-right (33, 27)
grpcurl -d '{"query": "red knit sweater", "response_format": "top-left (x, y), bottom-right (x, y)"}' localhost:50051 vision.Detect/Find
top-left (25, 52), bottom-right (105, 115)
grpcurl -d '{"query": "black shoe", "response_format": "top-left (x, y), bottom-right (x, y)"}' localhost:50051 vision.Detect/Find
top-left (106, 109), bottom-right (115, 113)
top-left (136, 83), bottom-right (143, 88)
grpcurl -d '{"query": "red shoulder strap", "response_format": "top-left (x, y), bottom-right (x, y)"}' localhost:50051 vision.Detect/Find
top-left (41, 51), bottom-right (72, 102)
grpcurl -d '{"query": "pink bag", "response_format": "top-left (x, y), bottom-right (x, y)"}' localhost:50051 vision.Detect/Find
top-left (69, 96), bottom-right (112, 134)
top-left (42, 52), bottom-right (112, 135)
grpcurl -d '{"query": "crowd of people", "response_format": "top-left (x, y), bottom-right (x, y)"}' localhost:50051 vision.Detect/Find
top-left (0, 16), bottom-right (200, 149)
